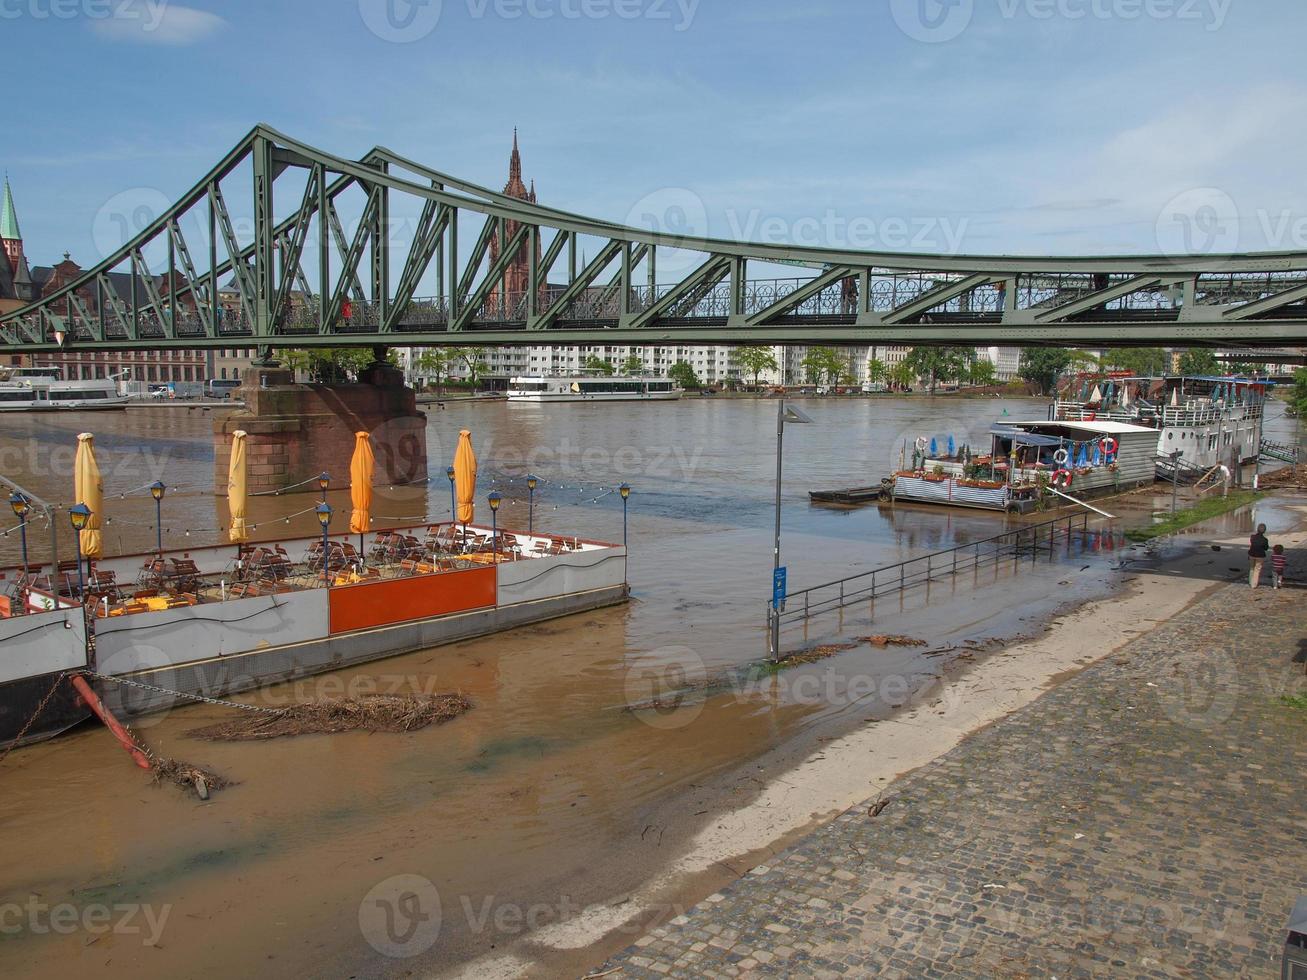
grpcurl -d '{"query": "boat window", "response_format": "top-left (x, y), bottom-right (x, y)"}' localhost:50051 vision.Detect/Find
top-left (0, 390), bottom-right (31, 402)
top-left (514, 382), bottom-right (548, 392)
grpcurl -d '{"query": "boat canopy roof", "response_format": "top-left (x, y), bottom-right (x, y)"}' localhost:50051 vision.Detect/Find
top-left (989, 426), bottom-right (1062, 448)
top-left (999, 420), bottom-right (1157, 440)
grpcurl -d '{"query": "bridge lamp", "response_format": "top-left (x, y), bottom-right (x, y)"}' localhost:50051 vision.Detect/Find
top-left (149, 481), bottom-right (166, 555)
top-left (316, 502), bottom-right (333, 585)
top-left (619, 484), bottom-right (631, 552)
top-left (9, 492), bottom-right (29, 575)
top-left (488, 492), bottom-right (502, 561)
top-left (69, 502), bottom-right (92, 599)
top-left (527, 474), bottom-right (538, 534)
top-left (317, 472), bottom-right (331, 502)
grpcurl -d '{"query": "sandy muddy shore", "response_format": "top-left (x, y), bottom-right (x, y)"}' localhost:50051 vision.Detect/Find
top-left (449, 500), bottom-right (1307, 979)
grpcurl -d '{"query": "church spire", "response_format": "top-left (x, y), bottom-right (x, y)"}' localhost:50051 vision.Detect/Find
top-left (509, 128), bottom-right (522, 183)
top-left (0, 175), bottom-right (21, 243)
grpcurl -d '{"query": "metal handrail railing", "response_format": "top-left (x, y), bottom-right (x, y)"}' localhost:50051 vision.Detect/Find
top-left (773, 512), bottom-right (1092, 626)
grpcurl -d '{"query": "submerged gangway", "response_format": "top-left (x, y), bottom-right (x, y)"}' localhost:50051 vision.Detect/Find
top-left (772, 511), bottom-right (1094, 629)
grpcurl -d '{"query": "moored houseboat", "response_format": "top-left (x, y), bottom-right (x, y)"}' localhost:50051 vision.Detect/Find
top-left (507, 376), bottom-right (683, 402)
top-left (0, 521), bottom-right (628, 748)
top-left (1053, 375), bottom-right (1268, 478)
top-left (889, 419), bottom-right (1158, 512)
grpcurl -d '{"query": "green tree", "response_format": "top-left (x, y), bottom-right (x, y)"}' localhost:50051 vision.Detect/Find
top-left (620, 354), bottom-right (645, 375)
top-left (669, 361), bottom-right (701, 390)
top-left (1018, 348), bottom-right (1073, 395)
top-left (800, 346), bottom-right (843, 385)
top-left (889, 361), bottom-right (916, 391)
top-left (903, 346), bottom-right (972, 394)
top-left (967, 359), bottom-right (997, 388)
top-left (1290, 368), bottom-right (1307, 417)
top-left (446, 346), bottom-right (487, 383)
top-left (282, 347), bottom-right (391, 383)
top-left (583, 354), bottom-right (615, 377)
top-left (1177, 349), bottom-right (1221, 375)
top-left (1102, 347), bottom-right (1170, 376)
top-left (736, 345), bottom-right (779, 389)
top-left (866, 358), bottom-right (887, 385)
top-left (416, 348), bottom-right (452, 392)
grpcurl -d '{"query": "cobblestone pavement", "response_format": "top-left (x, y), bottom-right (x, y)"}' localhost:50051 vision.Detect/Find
top-left (598, 585), bottom-right (1307, 978)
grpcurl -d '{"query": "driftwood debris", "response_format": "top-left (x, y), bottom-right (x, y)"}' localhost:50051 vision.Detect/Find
top-left (188, 694), bottom-right (473, 742)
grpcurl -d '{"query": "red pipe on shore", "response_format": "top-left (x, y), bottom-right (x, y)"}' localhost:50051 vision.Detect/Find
top-left (69, 675), bottom-right (152, 771)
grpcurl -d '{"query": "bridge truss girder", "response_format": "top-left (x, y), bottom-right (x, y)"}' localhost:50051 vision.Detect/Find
top-left (4, 124), bottom-right (1307, 355)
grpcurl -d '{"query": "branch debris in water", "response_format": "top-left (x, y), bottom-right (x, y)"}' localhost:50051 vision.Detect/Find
top-left (187, 694), bottom-right (474, 741)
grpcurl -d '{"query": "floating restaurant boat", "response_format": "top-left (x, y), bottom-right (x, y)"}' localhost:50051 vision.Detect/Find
top-left (0, 521), bottom-right (629, 748)
top-left (0, 366), bottom-right (129, 411)
top-left (813, 418), bottom-right (1159, 514)
top-left (1052, 375), bottom-right (1268, 479)
top-left (507, 375), bottom-right (683, 402)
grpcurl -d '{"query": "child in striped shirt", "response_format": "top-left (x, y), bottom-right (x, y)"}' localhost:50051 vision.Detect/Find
top-left (1272, 544), bottom-right (1288, 589)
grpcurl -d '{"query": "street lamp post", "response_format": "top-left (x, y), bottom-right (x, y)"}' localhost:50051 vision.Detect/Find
top-left (770, 398), bottom-right (813, 662)
top-left (527, 474), bottom-right (538, 534)
top-left (619, 483), bottom-right (631, 550)
top-left (446, 466), bottom-right (457, 523)
top-left (488, 492), bottom-right (502, 562)
top-left (318, 472), bottom-right (330, 503)
top-left (316, 502), bottom-right (332, 586)
top-left (150, 481), bottom-right (166, 555)
top-left (69, 503), bottom-right (91, 600)
top-left (9, 492), bottom-right (30, 576)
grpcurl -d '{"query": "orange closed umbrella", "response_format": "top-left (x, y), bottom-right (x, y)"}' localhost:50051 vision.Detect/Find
top-left (228, 430), bottom-right (249, 544)
top-left (349, 431), bottom-right (375, 547)
top-left (454, 430), bottom-right (477, 527)
top-left (73, 432), bottom-right (103, 559)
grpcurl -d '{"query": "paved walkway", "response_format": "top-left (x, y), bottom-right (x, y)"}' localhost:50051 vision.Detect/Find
top-left (599, 584), bottom-right (1307, 978)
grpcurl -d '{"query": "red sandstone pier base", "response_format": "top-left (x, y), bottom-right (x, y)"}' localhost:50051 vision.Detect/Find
top-left (213, 365), bottom-right (428, 496)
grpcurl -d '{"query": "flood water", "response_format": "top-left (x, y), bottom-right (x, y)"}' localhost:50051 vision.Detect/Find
top-left (0, 395), bottom-right (1297, 978)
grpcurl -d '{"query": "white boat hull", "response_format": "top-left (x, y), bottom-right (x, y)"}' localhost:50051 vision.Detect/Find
top-left (507, 391), bottom-right (683, 403)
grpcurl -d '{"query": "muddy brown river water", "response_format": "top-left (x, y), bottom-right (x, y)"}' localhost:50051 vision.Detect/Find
top-left (0, 395), bottom-right (1297, 978)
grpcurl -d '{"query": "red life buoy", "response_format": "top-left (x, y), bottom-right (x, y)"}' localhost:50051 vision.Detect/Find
top-left (1101, 437), bottom-right (1118, 456)
top-left (1085, 412), bottom-right (1097, 422)
top-left (1052, 468), bottom-right (1073, 489)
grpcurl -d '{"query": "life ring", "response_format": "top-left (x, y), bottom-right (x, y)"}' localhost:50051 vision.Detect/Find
top-left (1053, 448), bottom-right (1070, 466)
top-left (1085, 412), bottom-right (1096, 422)
top-left (914, 437), bottom-right (928, 452)
top-left (1052, 469), bottom-right (1073, 490)
top-left (1101, 437), bottom-right (1118, 456)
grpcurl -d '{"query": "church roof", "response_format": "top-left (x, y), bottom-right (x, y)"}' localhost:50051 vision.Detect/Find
top-left (1, 177), bottom-right (21, 242)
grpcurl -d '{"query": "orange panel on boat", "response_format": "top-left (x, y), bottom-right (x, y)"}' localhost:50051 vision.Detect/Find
top-left (327, 567), bottom-right (497, 635)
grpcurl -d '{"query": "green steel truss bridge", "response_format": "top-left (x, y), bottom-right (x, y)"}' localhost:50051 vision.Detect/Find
top-left (5, 125), bottom-right (1307, 356)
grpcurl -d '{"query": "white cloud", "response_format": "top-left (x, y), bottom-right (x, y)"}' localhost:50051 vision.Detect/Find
top-left (90, 3), bottom-right (226, 46)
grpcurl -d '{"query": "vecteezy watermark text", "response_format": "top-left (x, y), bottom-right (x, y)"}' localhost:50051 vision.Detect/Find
top-left (0, 0), bottom-right (169, 29)
top-left (0, 897), bottom-right (171, 946)
top-left (358, 0), bottom-right (698, 43)
top-left (891, 0), bottom-right (1233, 44)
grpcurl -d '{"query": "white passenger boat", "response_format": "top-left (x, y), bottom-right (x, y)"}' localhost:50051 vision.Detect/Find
top-left (0, 366), bottom-right (129, 411)
top-left (507, 376), bottom-right (683, 402)
top-left (1052, 375), bottom-right (1267, 479)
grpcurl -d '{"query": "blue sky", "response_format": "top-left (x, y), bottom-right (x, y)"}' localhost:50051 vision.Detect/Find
top-left (4, 0), bottom-right (1306, 269)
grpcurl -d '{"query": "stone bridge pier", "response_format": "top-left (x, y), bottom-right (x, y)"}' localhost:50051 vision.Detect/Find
top-left (213, 362), bottom-right (428, 496)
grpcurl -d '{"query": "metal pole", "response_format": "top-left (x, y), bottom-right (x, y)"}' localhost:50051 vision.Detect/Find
top-left (492, 508), bottom-right (498, 562)
top-left (528, 486), bottom-right (535, 534)
top-left (449, 479), bottom-right (457, 521)
top-left (74, 534), bottom-right (84, 600)
top-left (622, 496), bottom-right (628, 550)
top-left (770, 396), bottom-right (785, 661)
top-left (155, 497), bottom-right (163, 554)
top-left (18, 520), bottom-right (27, 576)
top-left (322, 524), bottom-right (329, 586)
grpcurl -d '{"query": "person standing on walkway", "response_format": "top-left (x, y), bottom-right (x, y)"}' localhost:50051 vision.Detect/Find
top-left (1272, 544), bottom-right (1288, 589)
top-left (1249, 524), bottom-right (1270, 588)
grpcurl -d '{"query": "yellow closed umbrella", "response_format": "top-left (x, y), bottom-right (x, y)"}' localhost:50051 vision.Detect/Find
top-left (228, 430), bottom-right (249, 544)
top-left (454, 429), bottom-right (477, 527)
top-left (73, 432), bottom-right (103, 559)
top-left (349, 431), bottom-right (375, 548)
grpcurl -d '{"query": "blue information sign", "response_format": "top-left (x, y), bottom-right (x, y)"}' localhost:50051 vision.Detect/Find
top-left (772, 567), bottom-right (787, 610)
